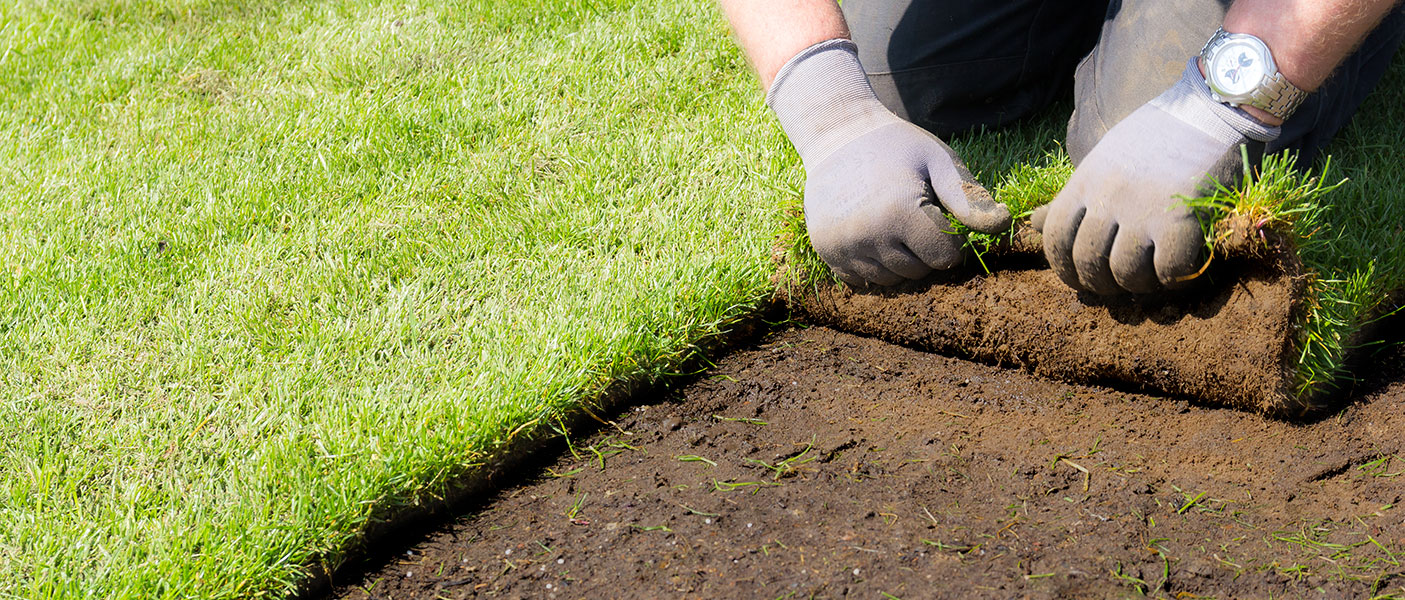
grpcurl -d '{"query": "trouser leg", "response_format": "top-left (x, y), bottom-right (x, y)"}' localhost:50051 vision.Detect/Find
top-left (1068, 0), bottom-right (1405, 165)
top-left (842, 0), bottom-right (1107, 138)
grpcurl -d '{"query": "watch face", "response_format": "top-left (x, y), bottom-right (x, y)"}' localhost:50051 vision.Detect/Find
top-left (1210, 39), bottom-right (1268, 97)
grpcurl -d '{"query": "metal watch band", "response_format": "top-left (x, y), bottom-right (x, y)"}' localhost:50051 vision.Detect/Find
top-left (1199, 28), bottom-right (1309, 121)
top-left (1253, 71), bottom-right (1309, 121)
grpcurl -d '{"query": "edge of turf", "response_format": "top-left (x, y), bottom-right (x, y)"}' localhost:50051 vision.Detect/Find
top-left (287, 305), bottom-right (782, 598)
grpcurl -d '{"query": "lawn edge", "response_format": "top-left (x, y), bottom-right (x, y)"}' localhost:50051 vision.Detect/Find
top-left (288, 304), bottom-right (783, 599)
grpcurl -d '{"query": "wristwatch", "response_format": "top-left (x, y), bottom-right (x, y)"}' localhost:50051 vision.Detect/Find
top-left (1199, 28), bottom-right (1308, 121)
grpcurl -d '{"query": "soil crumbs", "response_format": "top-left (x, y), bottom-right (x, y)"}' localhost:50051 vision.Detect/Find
top-left (332, 327), bottom-right (1405, 600)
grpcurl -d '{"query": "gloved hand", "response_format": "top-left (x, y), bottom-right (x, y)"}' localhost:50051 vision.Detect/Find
top-left (1033, 58), bottom-right (1280, 295)
top-left (767, 40), bottom-right (1011, 287)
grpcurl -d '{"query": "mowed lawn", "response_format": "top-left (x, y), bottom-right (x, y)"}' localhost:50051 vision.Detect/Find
top-left (0, 0), bottom-right (795, 596)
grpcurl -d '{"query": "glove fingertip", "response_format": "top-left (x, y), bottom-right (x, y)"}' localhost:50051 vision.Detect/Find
top-left (970, 207), bottom-right (1013, 234)
top-left (1030, 204), bottom-right (1049, 232)
top-left (1039, 203), bottom-right (1088, 293)
top-left (833, 269), bottom-right (865, 289)
top-left (956, 182), bottom-right (1012, 234)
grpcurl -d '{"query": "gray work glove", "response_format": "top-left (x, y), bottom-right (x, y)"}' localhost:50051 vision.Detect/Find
top-left (767, 39), bottom-right (1011, 287)
top-left (1033, 59), bottom-right (1280, 295)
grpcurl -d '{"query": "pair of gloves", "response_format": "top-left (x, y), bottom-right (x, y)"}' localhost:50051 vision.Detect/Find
top-left (770, 40), bottom-right (1278, 294)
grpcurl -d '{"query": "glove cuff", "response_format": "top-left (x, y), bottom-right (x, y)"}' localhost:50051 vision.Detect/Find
top-left (1150, 58), bottom-right (1281, 144)
top-left (765, 39), bottom-right (897, 165)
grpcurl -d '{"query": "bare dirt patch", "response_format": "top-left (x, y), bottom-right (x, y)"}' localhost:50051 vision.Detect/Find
top-left (327, 325), bottom-right (1405, 599)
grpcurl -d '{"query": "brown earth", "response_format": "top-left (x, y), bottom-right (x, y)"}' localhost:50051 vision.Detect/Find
top-left (326, 325), bottom-right (1405, 600)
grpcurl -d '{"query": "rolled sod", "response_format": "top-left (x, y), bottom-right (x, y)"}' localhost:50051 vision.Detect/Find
top-left (780, 235), bottom-right (1315, 415)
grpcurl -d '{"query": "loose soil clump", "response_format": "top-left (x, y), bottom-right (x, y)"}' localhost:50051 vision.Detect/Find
top-left (329, 326), bottom-right (1405, 599)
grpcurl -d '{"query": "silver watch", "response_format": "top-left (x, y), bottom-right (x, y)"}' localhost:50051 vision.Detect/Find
top-left (1199, 28), bottom-right (1308, 121)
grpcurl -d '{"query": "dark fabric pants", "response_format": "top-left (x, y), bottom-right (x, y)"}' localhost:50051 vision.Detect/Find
top-left (843, 0), bottom-right (1405, 165)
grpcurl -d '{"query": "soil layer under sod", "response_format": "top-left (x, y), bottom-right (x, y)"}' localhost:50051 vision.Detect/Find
top-left (781, 243), bottom-right (1313, 415)
top-left (330, 326), bottom-right (1405, 599)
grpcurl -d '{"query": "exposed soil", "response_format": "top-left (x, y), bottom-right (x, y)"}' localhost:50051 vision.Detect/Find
top-left (328, 325), bottom-right (1405, 600)
top-left (782, 252), bottom-right (1311, 416)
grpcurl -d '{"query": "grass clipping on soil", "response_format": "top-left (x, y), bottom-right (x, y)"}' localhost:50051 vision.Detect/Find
top-left (778, 149), bottom-right (1403, 416)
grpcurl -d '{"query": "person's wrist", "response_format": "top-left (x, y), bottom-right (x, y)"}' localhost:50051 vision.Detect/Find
top-left (1238, 105), bottom-right (1284, 127)
top-left (1195, 57), bottom-right (1284, 126)
top-left (1164, 57), bottom-right (1281, 145)
top-left (765, 39), bottom-right (897, 166)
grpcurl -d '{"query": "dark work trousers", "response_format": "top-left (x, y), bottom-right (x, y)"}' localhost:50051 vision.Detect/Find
top-left (842, 0), bottom-right (1405, 165)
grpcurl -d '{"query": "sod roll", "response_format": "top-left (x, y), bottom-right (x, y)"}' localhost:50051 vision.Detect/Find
top-left (781, 250), bottom-right (1315, 416)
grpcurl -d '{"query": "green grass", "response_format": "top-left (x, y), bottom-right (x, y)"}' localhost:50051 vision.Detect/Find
top-left (1273, 59), bottom-right (1405, 400)
top-left (0, 0), bottom-right (798, 596)
top-left (2, 0), bottom-right (1402, 596)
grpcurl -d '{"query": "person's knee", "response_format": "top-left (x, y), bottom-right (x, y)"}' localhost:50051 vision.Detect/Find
top-left (1066, 54), bottom-right (1103, 166)
top-left (847, 0), bottom-right (1104, 137)
top-left (1067, 0), bottom-right (1229, 155)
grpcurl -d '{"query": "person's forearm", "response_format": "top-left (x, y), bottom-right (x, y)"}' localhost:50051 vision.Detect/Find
top-left (1218, 0), bottom-right (1401, 124)
top-left (716, 0), bottom-right (849, 90)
